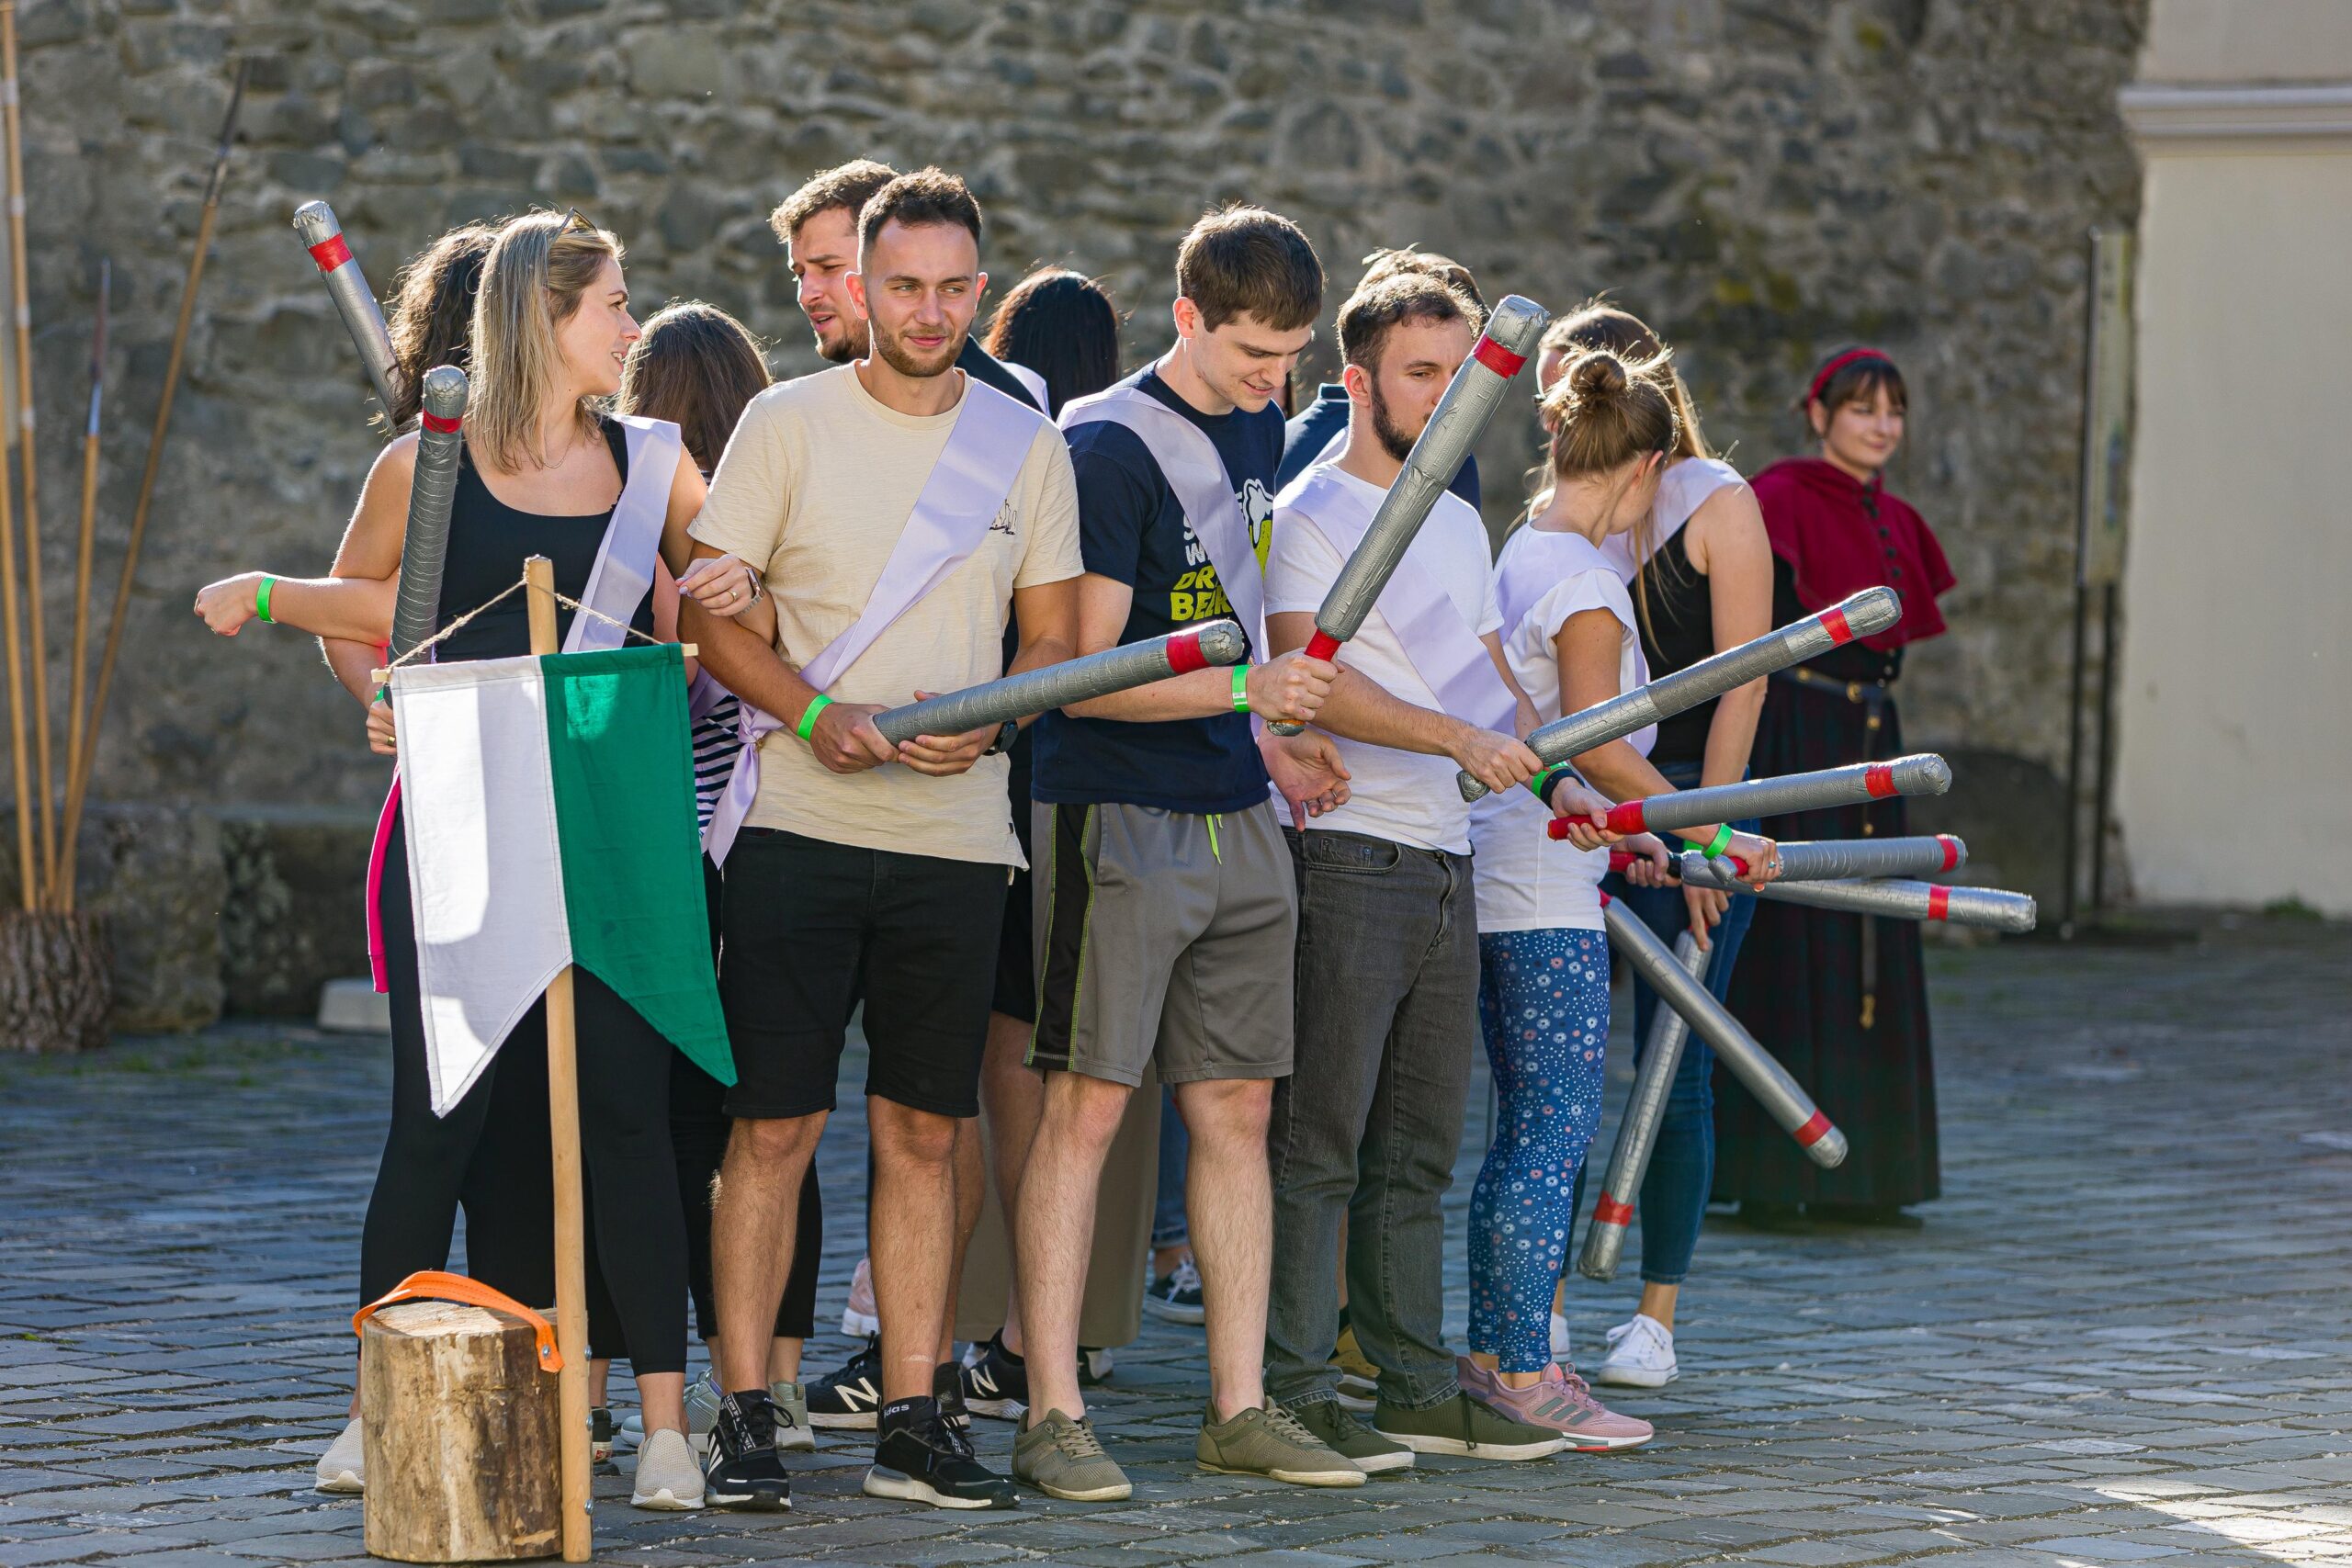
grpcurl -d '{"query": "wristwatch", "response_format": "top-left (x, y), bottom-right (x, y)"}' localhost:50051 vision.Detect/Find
top-left (982, 719), bottom-right (1018, 757)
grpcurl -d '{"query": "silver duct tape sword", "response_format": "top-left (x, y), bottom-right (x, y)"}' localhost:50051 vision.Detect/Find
top-left (389, 367), bottom-right (467, 663)
top-left (1598, 849), bottom-right (2039, 933)
top-left (872, 621), bottom-right (1248, 747)
top-left (1577, 929), bottom-right (1708, 1282)
top-left (1268, 293), bottom-right (1549, 737)
top-left (1601, 897), bottom-right (1848, 1168)
top-left (1597, 752), bottom-right (1951, 836)
top-left (1458, 586), bottom-right (1901, 801)
top-left (1655, 834), bottom-right (1966, 886)
top-left (292, 199), bottom-right (401, 419)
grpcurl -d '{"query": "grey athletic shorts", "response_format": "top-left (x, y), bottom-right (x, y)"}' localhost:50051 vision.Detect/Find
top-left (1028, 798), bottom-right (1296, 1087)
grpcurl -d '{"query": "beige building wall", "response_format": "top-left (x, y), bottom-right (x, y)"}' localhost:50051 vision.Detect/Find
top-left (2115, 3), bottom-right (2352, 915)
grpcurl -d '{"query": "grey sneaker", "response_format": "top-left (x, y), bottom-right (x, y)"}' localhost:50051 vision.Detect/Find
top-left (1196, 1401), bottom-right (1365, 1487)
top-left (315, 1416), bottom-right (365, 1495)
top-left (1373, 1389), bottom-right (1567, 1461)
top-left (768, 1378), bottom-right (814, 1452)
top-left (1288, 1397), bottom-right (1412, 1474)
top-left (629, 1427), bottom-right (705, 1510)
top-left (1012, 1408), bottom-right (1131, 1501)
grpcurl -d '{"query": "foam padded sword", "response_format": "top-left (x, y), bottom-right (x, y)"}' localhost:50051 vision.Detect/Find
top-left (1457, 587), bottom-right (1901, 801)
top-left (1267, 294), bottom-right (1549, 736)
top-left (292, 199), bottom-right (401, 420)
top-left (389, 367), bottom-right (467, 664)
top-left (873, 621), bottom-right (1248, 748)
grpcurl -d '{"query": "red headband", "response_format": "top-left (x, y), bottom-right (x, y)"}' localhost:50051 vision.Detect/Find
top-left (1806, 347), bottom-right (1893, 405)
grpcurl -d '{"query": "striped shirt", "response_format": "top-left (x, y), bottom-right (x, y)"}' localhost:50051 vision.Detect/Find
top-left (692, 691), bottom-right (742, 831)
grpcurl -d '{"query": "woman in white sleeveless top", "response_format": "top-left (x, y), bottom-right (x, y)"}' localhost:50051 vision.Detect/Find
top-left (1462, 347), bottom-right (1778, 1447)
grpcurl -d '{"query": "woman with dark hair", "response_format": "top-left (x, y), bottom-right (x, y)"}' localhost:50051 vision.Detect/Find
top-left (982, 266), bottom-right (1119, 418)
top-left (1718, 346), bottom-right (1955, 1230)
top-left (600, 300), bottom-right (825, 1462)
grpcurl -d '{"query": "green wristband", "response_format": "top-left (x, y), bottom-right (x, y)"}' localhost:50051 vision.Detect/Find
top-left (255, 575), bottom-right (277, 624)
top-left (1230, 663), bottom-right (1251, 715)
top-left (1526, 764), bottom-right (1563, 806)
top-left (796, 694), bottom-right (832, 741)
top-left (1695, 822), bottom-right (1735, 859)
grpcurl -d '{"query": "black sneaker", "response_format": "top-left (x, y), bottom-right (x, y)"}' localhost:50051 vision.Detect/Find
top-left (958, 1332), bottom-right (1029, 1420)
top-left (933, 1360), bottom-right (972, 1430)
top-left (806, 1335), bottom-right (885, 1429)
top-left (862, 1399), bottom-right (1018, 1510)
top-left (1142, 1257), bottom-right (1205, 1325)
top-left (702, 1390), bottom-right (791, 1512)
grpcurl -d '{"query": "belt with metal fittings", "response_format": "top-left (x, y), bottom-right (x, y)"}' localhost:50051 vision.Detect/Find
top-left (1772, 666), bottom-right (1894, 703)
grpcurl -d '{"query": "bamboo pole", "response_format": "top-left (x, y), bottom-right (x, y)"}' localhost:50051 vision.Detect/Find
top-left (0, 3), bottom-right (52, 903)
top-left (59, 59), bottom-right (244, 893)
top-left (0, 272), bottom-right (24, 908)
top-left (526, 554), bottom-right (591, 1563)
top-left (60, 259), bottom-right (100, 914)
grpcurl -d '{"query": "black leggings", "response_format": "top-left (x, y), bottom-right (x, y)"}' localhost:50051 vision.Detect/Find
top-left (362, 813), bottom-right (690, 1376)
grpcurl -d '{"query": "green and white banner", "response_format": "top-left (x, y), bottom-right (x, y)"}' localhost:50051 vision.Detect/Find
top-left (391, 644), bottom-right (732, 1114)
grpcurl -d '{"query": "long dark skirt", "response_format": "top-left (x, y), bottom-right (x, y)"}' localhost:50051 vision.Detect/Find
top-left (1713, 677), bottom-right (1940, 1209)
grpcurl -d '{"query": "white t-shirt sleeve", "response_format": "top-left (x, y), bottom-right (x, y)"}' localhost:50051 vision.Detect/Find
top-left (1531, 567), bottom-right (1638, 646)
top-left (1477, 562), bottom-right (1505, 639)
top-left (1264, 504), bottom-right (1346, 617)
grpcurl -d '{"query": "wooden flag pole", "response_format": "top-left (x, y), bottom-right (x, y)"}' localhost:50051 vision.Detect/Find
top-left (524, 554), bottom-right (592, 1562)
top-left (1, 1), bottom-right (57, 903)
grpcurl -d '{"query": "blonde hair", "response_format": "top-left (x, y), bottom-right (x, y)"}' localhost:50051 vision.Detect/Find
top-left (467, 211), bottom-right (624, 472)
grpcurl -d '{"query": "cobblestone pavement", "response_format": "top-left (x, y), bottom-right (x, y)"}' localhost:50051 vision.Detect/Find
top-left (2, 914), bottom-right (2348, 1567)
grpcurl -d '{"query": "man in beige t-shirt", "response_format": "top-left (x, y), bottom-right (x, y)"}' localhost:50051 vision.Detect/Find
top-left (667, 169), bottom-right (1080, 1514)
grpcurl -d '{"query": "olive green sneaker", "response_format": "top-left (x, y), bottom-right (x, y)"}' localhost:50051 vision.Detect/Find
top-left (1196, 1401), bottom-right (1365, 1487)
top-left (1373, 1389), bottom-right (1568, 1461)
top-left (1012, 1408), bottom-right (1131, 1501)
top-left (1288, 1397), bottom-right (1413, 1474)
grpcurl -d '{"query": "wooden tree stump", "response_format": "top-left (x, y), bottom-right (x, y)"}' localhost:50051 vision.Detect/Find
top-left (360, 1299), bottom-right (561, 1563)
top-left (0, 910), bottom-right (109, 1053)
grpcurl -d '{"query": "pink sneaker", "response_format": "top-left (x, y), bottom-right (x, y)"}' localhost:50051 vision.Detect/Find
top-left (1457, 1355), bottom-right (1654, 1451)
top-left (842, 1256), bottom-right (880, 1337)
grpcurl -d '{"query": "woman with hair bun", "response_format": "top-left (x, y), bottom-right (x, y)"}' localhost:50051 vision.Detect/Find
top-left (1531, 300), bottom-right (1775, 1395)
top-left (1463, 344), bottom-right (1781, 1447)
top-left (1718, 346), bottom-right (1954, 1231)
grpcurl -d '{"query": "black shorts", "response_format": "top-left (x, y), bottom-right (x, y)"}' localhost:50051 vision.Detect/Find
top-left (718, 828), bottom-right (1007, 1121)
top-left (990, 757), bottom-right (1036, 1024)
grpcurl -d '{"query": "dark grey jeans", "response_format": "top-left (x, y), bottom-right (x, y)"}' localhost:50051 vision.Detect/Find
top-left (1266, 828), bottom-right (1478, 1411)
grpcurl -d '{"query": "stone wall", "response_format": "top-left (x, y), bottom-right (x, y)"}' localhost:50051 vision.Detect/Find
top-left (10, 0), bottom-right (2145, 1021)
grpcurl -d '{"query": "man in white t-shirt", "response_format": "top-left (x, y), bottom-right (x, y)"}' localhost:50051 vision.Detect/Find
top-left (673, 169), bottom-right (1081, 1514)
top-left (1260, 275), bottom-right (1571, 1469)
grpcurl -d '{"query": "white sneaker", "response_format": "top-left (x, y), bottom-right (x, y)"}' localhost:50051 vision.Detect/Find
top-left (1551, 1311), bottom-right (1572, 1364)
top-left (315, 1416), bottom-right (365, 1495)
top-left (629, 1427), bottom-right (704, 1510)
top-left (1594, 1314), bottom-right (1679, 1388)
top-left (842, 1257), bottom-right (881, 1337)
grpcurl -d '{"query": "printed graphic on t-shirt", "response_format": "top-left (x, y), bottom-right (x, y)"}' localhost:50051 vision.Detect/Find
top-left (1171, 477), bottom-right (1272, 623)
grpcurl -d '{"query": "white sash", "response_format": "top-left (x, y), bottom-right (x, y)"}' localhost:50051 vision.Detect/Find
top-left (1283, 468), bottom-right (1516, 732)
top-left (704, 377), bottom-right (1044, 866)
top-left (570, 413), bottom-right (682, 653)
top-left (1058, 382), bottom-right (1264, 648)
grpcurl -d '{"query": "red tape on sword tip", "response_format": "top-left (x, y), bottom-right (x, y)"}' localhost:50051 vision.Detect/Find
top-left (1938, 835), bottom-right (1961, 870)
top-left (308, 234), bottom-right (354, 272)
top-left (1304, 629), bottom-right (1341, 662)
top-left (1472, 336), bottom-right (1527, 378)
top-left (1928, 886), bottom-right (1950, 920)
top-left (1591, 1194), bottom-right (1634, 1226)
top-left (1164, 626), bottom-right (1210, 674)
top-left (1793, 1111), bottom-right (1834, 1147)
top-left (1821, 606), bottom-right (1853, 645)
top-left (1605, 800), bottom-right (1645, 834)
top-left (1864, 762), bottom-right (1896, 798)
top-left (420, 411), bottom-right (463, 434)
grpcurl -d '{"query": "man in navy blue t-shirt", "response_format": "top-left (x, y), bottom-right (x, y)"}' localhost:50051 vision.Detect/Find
top-left (1013, 207), bottom-right (1363, 1501)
